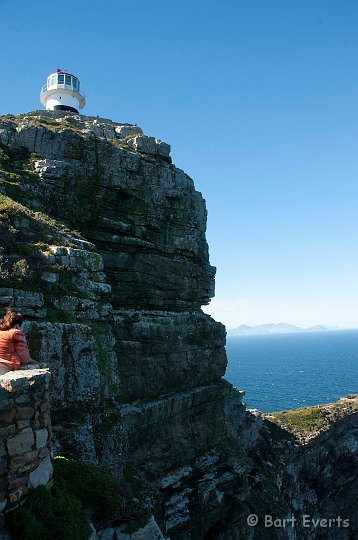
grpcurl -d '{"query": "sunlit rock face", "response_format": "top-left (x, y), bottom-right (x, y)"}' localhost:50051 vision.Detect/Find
top-left (0, 110), bottom-right (232, 526)
top-left (0, 111), bottom-right (356, 539)
top-left (5, 112), bottom-right (215, 311)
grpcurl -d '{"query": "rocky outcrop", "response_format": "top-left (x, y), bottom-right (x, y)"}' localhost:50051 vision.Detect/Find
top-left (1, 111), bottom-right (213, 311)
top-left (92, 516), bottom-right (166, 540)
top-left (0, 368), bottom-right (52, 513)
top-left (0, 111), bottom-right (357, 539)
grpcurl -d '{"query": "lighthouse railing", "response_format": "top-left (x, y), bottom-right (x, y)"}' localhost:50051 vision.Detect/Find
top-left (41, 83), bottom-right (84, 95)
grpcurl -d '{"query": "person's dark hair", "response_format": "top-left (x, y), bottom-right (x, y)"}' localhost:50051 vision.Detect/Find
top-left (0, 307), bottom-right (23, 331)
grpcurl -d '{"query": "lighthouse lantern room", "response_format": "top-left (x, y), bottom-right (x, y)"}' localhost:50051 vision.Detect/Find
top-left (40, 69), bottom-right (85, 113)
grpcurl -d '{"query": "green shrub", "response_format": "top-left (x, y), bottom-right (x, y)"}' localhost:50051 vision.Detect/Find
top-left (5, 457), bottom-right (148, 538)
top-left (54, 457), bottom-right (149, 529)
top-left (5, 485), bottom-right (90, 540)
top-left (12, 258), bottom-right (29, 280)
top-left (29, 152), bottom-right (40, 163)
top-left (54, 457), bottom-right (132, 528)
top-left (6, 507), bottom-right (46, 540)
top-left (46, 306), bottom-right (76, 324)
top-left (0, 255), bottom-right (33, 288)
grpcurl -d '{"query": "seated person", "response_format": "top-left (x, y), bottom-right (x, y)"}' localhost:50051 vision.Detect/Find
top-left (0, 308), bottom-right (30, 376)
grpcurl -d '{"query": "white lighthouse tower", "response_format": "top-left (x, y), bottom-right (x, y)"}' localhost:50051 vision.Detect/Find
top-left (40, 69), bottom-right (85, 113)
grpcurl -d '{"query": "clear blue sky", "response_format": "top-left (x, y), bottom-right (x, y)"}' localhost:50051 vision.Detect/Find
top-left (1, 0), bottom-right (358, 328)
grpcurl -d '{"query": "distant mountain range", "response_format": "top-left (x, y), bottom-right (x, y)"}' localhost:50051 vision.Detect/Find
top-left (227, 323), bottom-right (334, 336)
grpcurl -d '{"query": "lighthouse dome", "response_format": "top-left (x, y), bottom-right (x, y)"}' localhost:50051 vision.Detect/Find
top-left (40, 69), bottom-right (86, 113)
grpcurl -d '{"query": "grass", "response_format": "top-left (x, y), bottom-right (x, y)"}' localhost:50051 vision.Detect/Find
top-left (0, 179), bottom-right (19, 187)
top-left (30, 118), bottom-right (61, 127)
top-left (0, 193), bottom-right (90, 293)
top-left (267, 406), bottom-right (328, 442)
top-left (110, 139), bottom-right (130, 150)
top-left (28, 117), bottom-right (81, 133)
top-left (0, 146), bottom-right (40, 198)
top-left (37, 118), bottom-right (59, 126)
top-left (0, 170), bottom-right (22, 182)
top-left (0, 193), bottom-right (16, 217)
top-left (267, 395), bottom-right (358, 443)
top-left (124, 133), bottom-right (143, 141)
top-left (0, 193), bottom-right (84, 243)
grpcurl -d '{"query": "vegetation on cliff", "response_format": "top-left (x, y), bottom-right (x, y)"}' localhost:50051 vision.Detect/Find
top-left (266, 395), bottom-right (358, 443)
top-left (5, 457), bottom-right (148, 540)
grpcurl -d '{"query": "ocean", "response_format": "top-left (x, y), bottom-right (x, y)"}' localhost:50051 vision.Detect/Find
top-left (225, 329), bottom-right (358, 412)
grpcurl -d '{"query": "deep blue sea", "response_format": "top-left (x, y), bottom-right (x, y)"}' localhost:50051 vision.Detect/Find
top-left (225, 330), bottom-right (358, 412)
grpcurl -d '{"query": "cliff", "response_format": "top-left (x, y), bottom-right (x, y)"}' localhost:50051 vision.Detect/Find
top-left (0, 111), bottom-right (357, 539)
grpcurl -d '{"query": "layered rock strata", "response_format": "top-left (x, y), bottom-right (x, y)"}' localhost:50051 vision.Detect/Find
top-left (0, 111), bottom-right (230, 528)
top-left (0, 111), bottom-right (357, 539)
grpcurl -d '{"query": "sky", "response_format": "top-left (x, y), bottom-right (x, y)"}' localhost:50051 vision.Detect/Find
top-left (1, 0), bottom-right (358, 329)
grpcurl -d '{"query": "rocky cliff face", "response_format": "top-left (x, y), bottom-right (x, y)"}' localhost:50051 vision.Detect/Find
top-left (0, 111), bottom-right (357, 539)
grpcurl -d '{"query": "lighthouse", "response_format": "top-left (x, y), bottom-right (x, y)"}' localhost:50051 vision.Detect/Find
top-left (40, 69), bottom-right (85, 113)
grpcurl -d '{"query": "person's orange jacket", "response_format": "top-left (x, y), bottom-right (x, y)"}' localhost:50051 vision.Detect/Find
top-left (0, 329), bottom-right (30, 370)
